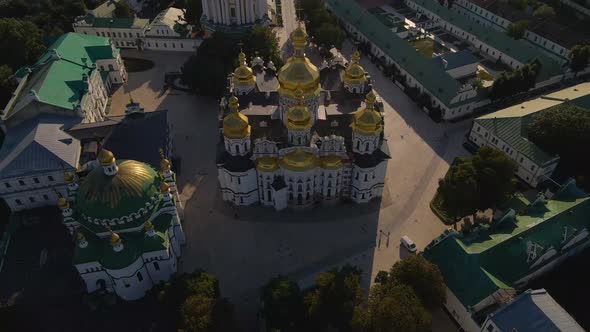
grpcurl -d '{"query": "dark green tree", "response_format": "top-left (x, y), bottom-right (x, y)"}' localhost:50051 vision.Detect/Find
top-left (490, 58), bottom-right (542, 99)
top-left (304, 265), bottom-right (364, 331)
top-left (114, 1), bottom-right (134, 19)
top-left (314, 23), bottom-right (346, 50)
top-left (506, 20), bottom-right (529, 40)
top-left (528, 104), bottom-right (590, 190)
top-left (386, 255), bottom-right (446, 309)
top-left (261, 276), bottom-right (305, 331)
top-left (0, 18), bottom-right (46, 70)
top-left (184, 0), bottom-right (203, 26)
top-left (472, 146), bottom-right (517, 209)
top-left (351, 284), bottom-right (431, 332)
top-left (569, 44), bottom-right (590, 74)
top-left (533, 4), bottom-right (556, 19)
top-left (437, 158), bottom-right (479, 221)
top-left (154, 271), bottom-right (235, 332)
top-left (0, 64), bottom-right (16, 106)
top-left (243, 25), bottom-right (283, 68)
top-left (181, 32), bottom-right (236, 96)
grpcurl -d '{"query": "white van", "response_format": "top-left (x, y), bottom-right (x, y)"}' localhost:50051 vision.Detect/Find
top-left (401, 235), bottom-right (417, 253)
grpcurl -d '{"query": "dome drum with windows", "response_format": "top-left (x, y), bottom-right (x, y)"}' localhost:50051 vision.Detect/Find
top-left (351, 91), bottom-right (383, 136)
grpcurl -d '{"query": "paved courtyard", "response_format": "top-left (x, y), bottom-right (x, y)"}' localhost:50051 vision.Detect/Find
top-left (109, 24), bottom-right (468, 332)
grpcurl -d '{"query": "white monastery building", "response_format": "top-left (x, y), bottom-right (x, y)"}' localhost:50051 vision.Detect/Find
top-left (216, 26), bottom-right (390, 211)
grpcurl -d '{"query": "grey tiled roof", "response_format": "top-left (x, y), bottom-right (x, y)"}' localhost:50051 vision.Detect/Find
top-left (0, 115), bottom-right (81, 179)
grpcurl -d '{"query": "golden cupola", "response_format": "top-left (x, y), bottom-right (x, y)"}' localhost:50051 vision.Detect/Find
top-left (351, 91), bottom-right (383, 136)
top-left (287, 90), bottom-right (312, 130)
top-left (344, 51), bottom-right (367, 85)
top-left (233, 51), bottom-right (256, 87)
top-left (256, 156), bottom-right (279, 172)
top-left (98, 149), bottom-right (115, 165)
top-left (222, 96), bottom-right (251, 139)
top-left (278, 26), bottom-right (320, 98)
top-left (280, 148), bottom-right (319, 172)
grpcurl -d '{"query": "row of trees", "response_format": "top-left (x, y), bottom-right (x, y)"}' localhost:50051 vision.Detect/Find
top-left (298, 0), bottom-right (347, 51)
top-left (490, 58), bottom-right (542, 100)
top-left (261, 255), bottom-right (446, 332)
top-left (181, 26), bottom-right (282, 96)
top-left (437, 146), bottom-right (517, 223)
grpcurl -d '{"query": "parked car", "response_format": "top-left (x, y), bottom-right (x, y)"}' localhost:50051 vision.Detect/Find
top-left (400, 235), bottom-right (417, 253)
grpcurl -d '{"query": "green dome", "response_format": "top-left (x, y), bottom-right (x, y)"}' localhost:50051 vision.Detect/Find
top-left (76, 160), bottom-right (161, 223)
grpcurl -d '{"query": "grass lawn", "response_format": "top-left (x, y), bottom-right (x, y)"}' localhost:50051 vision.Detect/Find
top-left (410, 38), bottom-right (434, 58)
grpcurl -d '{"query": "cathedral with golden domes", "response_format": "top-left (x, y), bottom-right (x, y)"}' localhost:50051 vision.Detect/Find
top-left (217, 25), bottom-right (390, 211)
top-left (59, 149), bottom-right (185, 300)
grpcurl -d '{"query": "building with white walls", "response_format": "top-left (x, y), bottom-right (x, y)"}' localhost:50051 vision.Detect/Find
top-left (424, 180), bottom-right (590, 331)
top-left (0, 33), bottom-right (126, 212)
top-left (326, 0), bottom-right (486, 121)
top-left (61, 149), bottom-right (185, 300)
top-left (450, 0), bottom-right (590, 64)
top-left (468, 82), bottom-right (590, 187)
top-left (216, 27), bottom-right (390, 210)
top-left (201, 0), bottom-right (277, 36)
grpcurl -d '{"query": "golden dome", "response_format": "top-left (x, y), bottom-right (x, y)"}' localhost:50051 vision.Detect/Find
top-left (98, 149), bottom-right (115, 165)
top-left (278, 56), bottom-right (320, 97)
top-left (110, 232), bottom-right (121, 246)
top-left (160, 157), bottom-right (171, 171)
top-left (351, 91), bottom-right (383, 136)
top-left (223, 96), bottom-right (251, 139)
top-left (64, 171), bottom-right (74, 183)
top-left (280, 148), bottom-right (319, 172)
top-left (256, 156), bottom-right (279, 172)
top-left (160, 181), bottom-right (170, 193)
top-left (233, 51), bottom-right (256, 86)
top-left (144, 220), bottom-right (154, 232)
top-left (320, 155), bottom-right (343, 170)
top-left (344, 50), bottom-right (367, 84)
top-left (290, 25), bottom-right (308, 50)
top-left (57, 197), bottom-right (69, 209)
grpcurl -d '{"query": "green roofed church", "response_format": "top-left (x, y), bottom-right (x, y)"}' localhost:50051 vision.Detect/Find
top-left (59, 149), bottom-right (186, 300)
top-left (423, 179), bottom-right (590, 331)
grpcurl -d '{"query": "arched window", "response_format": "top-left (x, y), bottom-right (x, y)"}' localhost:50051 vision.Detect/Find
top-left (298, 184), bottom-right (302, 192)
top-left (365, 142), bottom-right (370, 151)
top-left (356, 140), bottom-right (360, 149)
top-left (235, 144), bottom-right (240, 154)
top-left (364, 174), bottom-right (368, 182)
top-left (154, 261), bottom-right (160, 271)
top-left (137, 272), bottom-right (143, 282)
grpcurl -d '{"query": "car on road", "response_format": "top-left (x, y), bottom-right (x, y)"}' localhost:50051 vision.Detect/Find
top-left (401, 235), bottom-right (417, 253)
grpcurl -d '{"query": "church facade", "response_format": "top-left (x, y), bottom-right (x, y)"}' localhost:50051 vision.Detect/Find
top-left (216, 26), bottom-right (390, 211)
top-left (200, 0), bottom-right (276, 36)
top-left (60, 149), bottom-right (185, 300)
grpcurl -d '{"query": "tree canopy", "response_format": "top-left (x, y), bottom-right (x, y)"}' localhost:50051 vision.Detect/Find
top-left (299, 0), bottom-right (347, 51)
top-left (0, 18), bottom-right (46, 70)
top-left (242, 25), bottom-right (283, 68)
top-left (181, 32), bottom-right (236, 96)
top-left (506, 19), bottom-right (529, 40)
top-left (386, 255), bottom-right (446, 309)
top-left (184, 0), bottom-right (203, 26)
top-left (155, 271), bottom-right (235, 332)
top-left (472, 146), bottom-right (517, 209)
top-left (314, 22), bottom-right (347, 50)
top-left (528, 104), bottom-right (590, 190)
top-left (351, 284), bottom-right (431, 332)
top-left (437, 158), bottom-right (479, 220)
top-left (533, 4), bottom-right (556, 19)
top-left (304, 265), bottom-right (364, 331)
top-left (261, 276), bottom-right (305, 331)
top-left (490, 58), bottom-right (542, 99)
top-left (569, 44), bottom-right (590, 73)
top-left (113, 1), bottom-right (134, 19)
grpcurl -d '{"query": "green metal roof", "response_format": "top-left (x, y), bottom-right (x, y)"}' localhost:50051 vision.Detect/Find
top-left (424, 181), bottom-right (590, 307)
top-left (74, 212), bottom-right (173, 269)
top-left (10, 33), bottom-right (118, 114)
top-left (409, 0), bottom-right (563, 80)
top-left (325, 0), bottom-right (465, 106)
